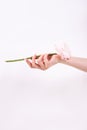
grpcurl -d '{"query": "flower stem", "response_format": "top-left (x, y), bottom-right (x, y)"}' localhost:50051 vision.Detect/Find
top-left (5, 53), bottom-right (57, 62)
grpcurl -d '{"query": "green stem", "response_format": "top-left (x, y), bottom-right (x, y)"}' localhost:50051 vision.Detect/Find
top-left (5, 53), bottom-right (57, 62)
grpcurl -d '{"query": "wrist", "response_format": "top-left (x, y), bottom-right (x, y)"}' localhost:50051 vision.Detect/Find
top-left (59, 56), bottom-right (72, 64)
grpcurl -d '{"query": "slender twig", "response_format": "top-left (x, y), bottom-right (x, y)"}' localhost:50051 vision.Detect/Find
top-left (5, 53), bottom-right (57, 62)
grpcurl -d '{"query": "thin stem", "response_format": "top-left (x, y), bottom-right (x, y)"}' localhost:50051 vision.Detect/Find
top-left (5, 53), bottom-right (57, 62)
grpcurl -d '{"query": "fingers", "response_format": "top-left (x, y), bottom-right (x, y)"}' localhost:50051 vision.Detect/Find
top-left (25, 53), bottom-right (60, 70)
top-left (32, 55), bottom-right (39, 68)
top-left (37, 55), bottom-right (45, 70)
top-left (26, 59), bottom-right (32, 68)
top-left (43, 54), bottom-right (49, 69)
top-left (26, 54), bottom-right (40, 69)
top-left (26, 54), bottom-right (47, 70)
top-left (44, 54), bottom-right (60, 68)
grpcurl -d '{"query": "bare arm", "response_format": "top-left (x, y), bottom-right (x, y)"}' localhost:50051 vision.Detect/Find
top-left (26, 54), bottom-right (87, 72)
top-left (25, 43), bottom-right (87, 72)
top-left (61, 57), bottom-right (87, 72)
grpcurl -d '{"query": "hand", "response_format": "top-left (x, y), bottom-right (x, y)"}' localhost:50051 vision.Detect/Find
top-left (25, 54), bottom-right (61, 70)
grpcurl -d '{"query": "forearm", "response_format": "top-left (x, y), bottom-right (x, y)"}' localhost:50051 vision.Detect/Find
top-left (60, 57), bottom-right (87, 72)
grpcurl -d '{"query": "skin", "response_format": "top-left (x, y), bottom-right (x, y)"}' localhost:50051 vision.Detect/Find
top-left (26, 54), bottom-right (87, 72)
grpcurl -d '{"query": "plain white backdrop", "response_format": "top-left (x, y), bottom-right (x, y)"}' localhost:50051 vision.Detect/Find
top-left (0, 0), bottom-right (87, 130)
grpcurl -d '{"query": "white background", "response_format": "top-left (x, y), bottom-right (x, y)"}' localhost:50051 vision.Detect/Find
top-left (0, 0), bottom-right (87, 130)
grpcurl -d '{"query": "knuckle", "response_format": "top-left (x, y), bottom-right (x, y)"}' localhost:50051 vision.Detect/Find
top-left (37, 60), bottom-right (41, 64)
